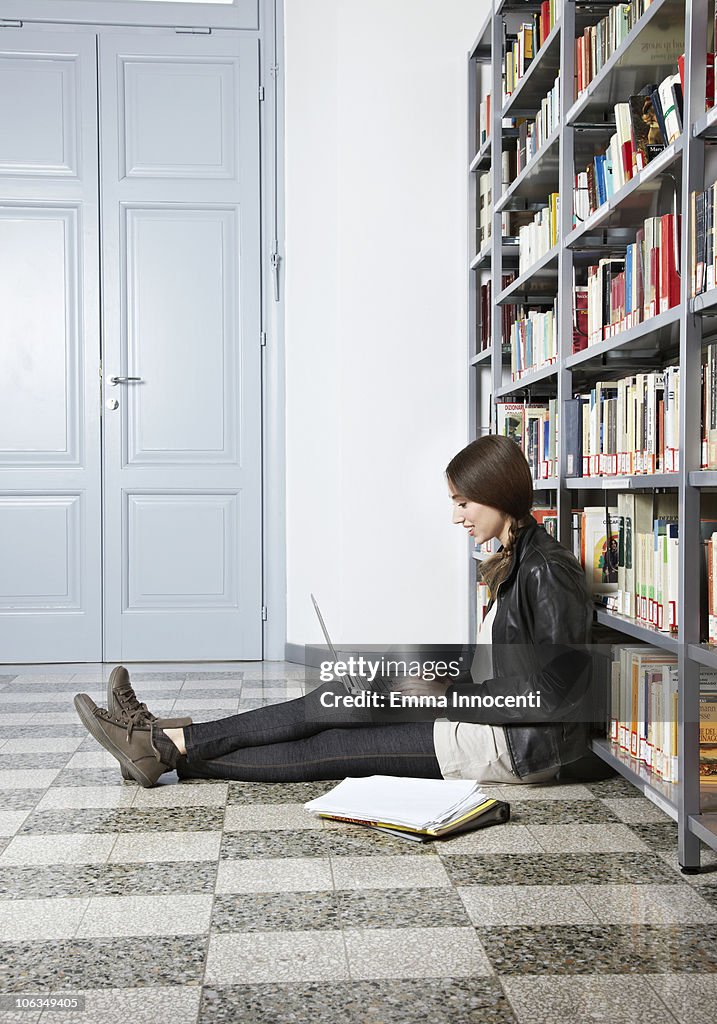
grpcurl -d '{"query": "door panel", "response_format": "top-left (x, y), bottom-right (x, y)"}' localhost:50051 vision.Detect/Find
top-left (0, 31), bottom-right (102, 662)
top-left (99, 34), bottom-right (262, 660)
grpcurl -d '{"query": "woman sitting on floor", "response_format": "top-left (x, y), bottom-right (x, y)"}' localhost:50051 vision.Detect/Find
top-left (74, 435), bottom-right (594, 788)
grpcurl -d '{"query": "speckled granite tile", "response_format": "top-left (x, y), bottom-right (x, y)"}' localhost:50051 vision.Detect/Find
top-left (0, 789), bottom-right (45, 811)
top-left (0, 838), bottom-right (9, 856)
top-left (219, 829), bottom-right (329, 860)
top-left (35, 787), bottom-right (137, 810)
top-left (648, 973), bottom-right (717, 1024)
top-left (344, 925), bottom-right (492, 980)
top-left (502, 784), bottom-right (597, 802)
top-left (0, 769), bottom-right (61, 790)
top-left (197, 978), bottom-right (516, 1024)
top-left (35, 985), bottom-right (202, 1024)
top-left (0, 713), bottom-right (36, 724)
top-left (227, 780), bottom-right (341, 804)
top-left (0, 724), bottom-right (88, 739)
top-left (76, 893), bottom-right (213, 938)
top-left (215, 856), bottom-right (333, 893)
top-left (0, 936), bottom-right (205, 989)
top-left (322, 824), bottom-right (437, 857)
top-left (0, 834), bottom-right (116, 866)
top-left (108, 831), bottom-right (220, 863)
top-left (205, 930), bottom-right (350, 984)
top-left (2, 737), bottom-right (84, 754)
top-left (0, 753), bottom-right (76, 772)
top-left (173, 688), bottom-right (242, 701)
top-left (477, 924), bottom-right (717, 974)
top-left (331, 854), bottom-right (450, 891)
top-left (575, 883), bottom-right (717, 924)
top-left (433, 824), bottom-right (539, 855)
top-left (211, 891), bottom-right (341, 932)
top-left (0, 897), bottom-right (90, 940)
top-left (51, 769), bottom-right (134, 788)
top-left (168, 700), bottom-right (239, 714)
top-left (183, 671), bottom-right (245, 681)
top-left (584, 777), bottom-right (645, 798)
top-left (459, 884), bottom-right (599, 926)
top-left (693, 884), bottom-right (717, 908)
top-left (18, 807), bottom-right (224, 835)
top-left (528, 823), bottom-right (649, 853)
top-left (629, 822), bottom-right (679, 851)
top-left (224, 804), bottom-right (322, 832)
top-left (506, 799), bottom-right (621, 825)
top-left (336, 887), bottom-right (471, 929)
top-left (600, 797), bottom-right (673, 824)
top-left (657, 848), bottom-right (717, 884)
top-left (235, 699), bottom-right (273, 711)
top-left (440, 852), bottom-right (680, 887)
top-left (0, 860), bottom-right (217, 899)
top-left (132, 782), bottom-right (228, 808)
top-left (502, 975), bottom-right (675, 1024)
top-left (0, 811), bottom-right (31, 837)
top-left (125, 672), bottom-right (187, 682)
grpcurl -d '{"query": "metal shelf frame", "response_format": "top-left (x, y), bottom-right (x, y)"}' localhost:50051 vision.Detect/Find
top-left (467, 0), bottom-right (713, 870)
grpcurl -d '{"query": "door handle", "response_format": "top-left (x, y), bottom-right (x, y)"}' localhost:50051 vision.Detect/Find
top-left (109, 376), bottom-right (143, 386)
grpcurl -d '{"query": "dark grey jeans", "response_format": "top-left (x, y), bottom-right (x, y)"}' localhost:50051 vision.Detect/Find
top-left (179, 679), bottom-right (442, 782)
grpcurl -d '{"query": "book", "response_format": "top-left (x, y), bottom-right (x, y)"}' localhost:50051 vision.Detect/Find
top-left (304, 776), bottom-right (511, 840)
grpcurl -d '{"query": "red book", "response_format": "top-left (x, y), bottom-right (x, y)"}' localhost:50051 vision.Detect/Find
top-left (660, 212), bottom-right (681, 311)
top-left (621, 139), bottom-right (633, 181)
top-left (649, 247), bottom-right (659, 317)
top-left (573, 285), bottom-right (588, 352)
top-left (708, 53), bottom-right (715, 110)
top-left (678, 51), bottom-right (715, 108)
top-left (540, 1), bottom-right (550, 46)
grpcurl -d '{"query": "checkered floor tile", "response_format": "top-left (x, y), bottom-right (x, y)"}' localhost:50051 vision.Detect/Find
top-left (0, 662), bottom-right (716, 1023)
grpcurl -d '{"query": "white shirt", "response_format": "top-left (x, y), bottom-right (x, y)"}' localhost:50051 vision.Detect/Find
top-left (432, 601), bottom-right (516, 782)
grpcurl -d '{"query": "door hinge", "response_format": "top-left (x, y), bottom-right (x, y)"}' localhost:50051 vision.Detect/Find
top-left (259, 85), bottom-right (266, 102)
top-left (175, 26), bottom-right (211, 34)
top-left (261, 606), bottom-right (268, 621)
top-left (0, 20), bottom-right (23, 28)
top-left (260, 330), bottom-right (267, 348)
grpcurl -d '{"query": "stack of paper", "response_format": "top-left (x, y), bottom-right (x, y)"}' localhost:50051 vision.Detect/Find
top-left (304, 776), bottom-right (509, 839)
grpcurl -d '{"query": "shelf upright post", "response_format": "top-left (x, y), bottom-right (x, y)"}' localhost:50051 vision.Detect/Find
top-left (490, 7), bottom-right (504, 432)
top-left (557, 0), bottom-right (575, 548)
top-left (677, 0), bottom-right (708, 871)
top-left (467, 40), bottom-right (479, 642)
top-left (468, 42), bottom-right (478, 448)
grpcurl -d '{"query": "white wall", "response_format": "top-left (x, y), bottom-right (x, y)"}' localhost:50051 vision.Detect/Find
top-left (284, 0), bottom-right (487, 647)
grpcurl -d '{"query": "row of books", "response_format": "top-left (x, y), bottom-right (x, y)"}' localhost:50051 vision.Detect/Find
top-left (478, 93), bottom-right (491, 148)
top-left (576, 496), bottom-right (679, 632)
top-left (496, 401), bottom-right (557, 480)
top-left (704, 341), bottom-right (717, 469)
top-left (503, 0), bottom-right (561, 104)
top-left (609, 644), bottom-right (680, 784)
top-left (691, 184), bottom-right (717, 298)
top-left (573, 76), bottom-right (683, 227)
top-left (609, 644), bottom-right (717, 794)
top-left (509, 74), bottom-right (560, 180)
top-left (573, 213), bottom-right (681, 351)
top-left (478, 274), bottom-right (517, 352)
top-left (574, 1), bottom-right (665, 99)
top-left (518, 192), bottom-right (559, 275)
top-left (564, 369), bottom-right (680, 479)
top-left (477, 170), bottom-right (511, 250)
top-left (508, 299), bottom-right (557, 380)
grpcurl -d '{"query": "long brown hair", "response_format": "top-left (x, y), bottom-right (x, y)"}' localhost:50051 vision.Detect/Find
top-left (446, 435), bottom-right (534, 594)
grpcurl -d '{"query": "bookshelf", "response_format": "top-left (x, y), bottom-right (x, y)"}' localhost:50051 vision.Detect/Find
top-left (468, 0), bottom-right (717, 870)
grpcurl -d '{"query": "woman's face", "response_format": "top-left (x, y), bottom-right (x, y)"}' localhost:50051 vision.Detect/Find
top-left (448, 481), bottom-right (509, 545)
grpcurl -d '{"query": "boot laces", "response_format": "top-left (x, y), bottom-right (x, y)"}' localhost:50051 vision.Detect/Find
top-left (92, 702), bottom-right (163, 758)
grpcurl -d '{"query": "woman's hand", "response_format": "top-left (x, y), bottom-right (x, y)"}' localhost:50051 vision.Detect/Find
top-left (388, 677), bottom-right (452, 699)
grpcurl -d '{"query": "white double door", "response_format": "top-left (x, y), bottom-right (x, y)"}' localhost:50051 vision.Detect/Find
top-left (0, 27), bottom-right (263, 662)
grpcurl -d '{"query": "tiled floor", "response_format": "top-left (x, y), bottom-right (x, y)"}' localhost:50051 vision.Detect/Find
top-left (0, 662), bottom-right (716, 1023)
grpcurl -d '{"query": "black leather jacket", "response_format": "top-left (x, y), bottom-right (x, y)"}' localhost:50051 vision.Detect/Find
top-left (443, 515), bottom-right (594, 778)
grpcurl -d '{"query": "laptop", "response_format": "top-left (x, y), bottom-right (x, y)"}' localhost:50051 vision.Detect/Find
top-left (310, 593), bottom-right (392, 696)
